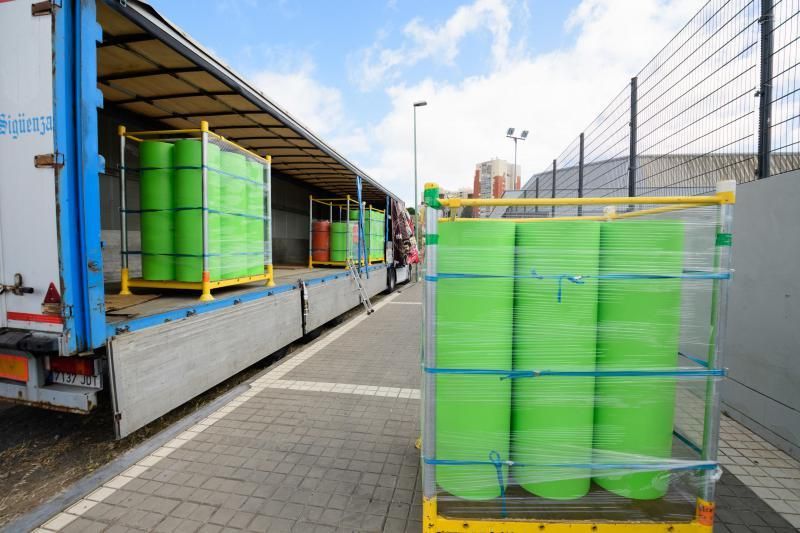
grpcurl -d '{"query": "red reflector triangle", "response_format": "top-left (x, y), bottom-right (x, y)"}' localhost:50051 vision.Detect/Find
top-left (44, 283), bottom-right (61, 304)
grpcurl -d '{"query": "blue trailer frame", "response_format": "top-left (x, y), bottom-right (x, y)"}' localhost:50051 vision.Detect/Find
top-left (53, 0), bottom-right (106, 354)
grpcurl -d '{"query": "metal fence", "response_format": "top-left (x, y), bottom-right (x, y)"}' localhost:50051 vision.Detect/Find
top-left (501, 0), bottom-right (799, 218)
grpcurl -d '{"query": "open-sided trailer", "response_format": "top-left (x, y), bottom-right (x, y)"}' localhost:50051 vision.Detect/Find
top-left (0, 0), bottom-right (409, 438)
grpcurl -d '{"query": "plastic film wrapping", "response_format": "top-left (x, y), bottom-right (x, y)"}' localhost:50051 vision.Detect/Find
top-left (421, 195), bottom-right (731, 525)
top-left (139, 141), bottom-right (174, 280)
top-left (436, 221), bottom-right (515, 500)
top-left (512, 221), bottom-right (600, 500)
top-left (125, 130), bottom-right (270, 288)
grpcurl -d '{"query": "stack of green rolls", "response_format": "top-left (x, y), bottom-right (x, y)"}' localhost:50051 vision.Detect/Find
top-left (246, 160), bottom-right (265, 276)
top-left (221, 151), bottom-right (247, 279)
top-left (173, 139), bottom-right (221, 282)
top-left (139, 141), bottom-right (174, 280)
top-left (593, 220), bottom-right (685, 500)
top-left (432, 218), bottom-right (686, 504)
top-left (330, 222), bottom-right (349, 262)
top-left (512, 221), bottom-right (600, 500)
top-left (436, 221), bottom-right (516, 500)
top-left (369, 210), bottom-right (385, 262)
top-left (137, 138), bottom-right (268, 284)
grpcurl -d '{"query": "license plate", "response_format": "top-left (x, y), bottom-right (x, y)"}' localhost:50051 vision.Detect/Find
top-left (49, 371), bottom-right (103, 389)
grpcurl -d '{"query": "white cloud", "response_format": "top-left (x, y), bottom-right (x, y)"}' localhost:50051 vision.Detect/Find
top-left (249, 61), bottom-right (344, 139)
top-left (358, 0), bottom-right (705, 204)
top-left (243, 0), bottom-right (706, 205)
top-left (349, 0), bottom-right (513, 91)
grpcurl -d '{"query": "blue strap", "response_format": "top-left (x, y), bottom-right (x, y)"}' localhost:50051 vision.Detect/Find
top-left (488, 451), bottom-right (507, 517)
top-left (423, 366), bottom-right (726, 379)
top-left (679, 351), bottom-right (709, 368)
top-left (121, 207), bottom-right (267, 220)
top-left (427, 269), bottom-right (730, 302)
top-left (123, 165), bottom-right (264, 187)
top-left (423, 456), bottom-right (718, 472)
top-left (124, 250), bottom-right (264, 258)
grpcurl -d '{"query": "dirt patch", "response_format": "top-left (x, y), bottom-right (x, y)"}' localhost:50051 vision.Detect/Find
top-left (0, 288), bottom-right (397, 528)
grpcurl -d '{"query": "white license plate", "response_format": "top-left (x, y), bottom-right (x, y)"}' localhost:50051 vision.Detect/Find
top-left (49, 371), bottom-right (103, 389)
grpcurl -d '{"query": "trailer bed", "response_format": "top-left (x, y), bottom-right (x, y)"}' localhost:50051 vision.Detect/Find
top-left (105, 265), bottom-right (358, 327)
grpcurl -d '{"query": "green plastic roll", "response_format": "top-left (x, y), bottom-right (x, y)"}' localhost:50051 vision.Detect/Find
top-left (246, 160), bottom-right (264, 276)
top-left (330, 222), bottom-right (348, 262)
top-left (349, 209), bottom-right (360, 220)
top-left (221, 152), bottom-right (248, 279)
top-left (207, 149), bottom-right (222, 281)
top-left (173, 140), bottom-right (221, 282)
top-left (139, 141), bottom-right (174, 280)
top-left (436, 221), bottom-right (515, 500)
top-left (512, 221), bottom-right (600, 500)
top-left (593, 220), bottom-right (685, 500)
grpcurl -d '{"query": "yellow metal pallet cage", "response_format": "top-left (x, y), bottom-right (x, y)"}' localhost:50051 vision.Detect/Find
top-left (117, 122), bottom-right (275, 301)
top-left (420, 182), bottom-right (735, 532)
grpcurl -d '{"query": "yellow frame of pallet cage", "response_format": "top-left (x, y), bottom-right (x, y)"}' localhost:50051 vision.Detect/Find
top-left (423, 497), bottom-right (714, 532)
top-left (308, 195), bottom-right (385, 269)
top-left (118, 122), bottom-right (275, 301)
top-left (421, 182), bottom-right (734, 533)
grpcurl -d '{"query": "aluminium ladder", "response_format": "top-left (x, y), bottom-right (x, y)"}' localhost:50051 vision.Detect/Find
top-left (346, 258), bottom-right (374, 315)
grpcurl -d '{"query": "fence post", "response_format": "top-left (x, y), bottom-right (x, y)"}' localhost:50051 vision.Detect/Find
top-left (757, 0), bottom-right (774, 179)
top-left (628, 77), bottom-right (638, 199)
top-left (578, 132), bottom-right (585, 216)
top-left (551, 159), bottom-right (557, 218)
top-left (534, 177), bottom-right (539, 216)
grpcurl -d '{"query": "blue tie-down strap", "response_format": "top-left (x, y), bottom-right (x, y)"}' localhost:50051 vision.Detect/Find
top-left (422, 453), bottom-right (718, 516)
top-left (423, 366), bottom-right (727, 379)
top-left (426, 269), bottom-right (731, 302)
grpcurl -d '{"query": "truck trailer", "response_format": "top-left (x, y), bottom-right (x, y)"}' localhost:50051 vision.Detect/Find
top-left (0, 0), bottom-right (411, 438)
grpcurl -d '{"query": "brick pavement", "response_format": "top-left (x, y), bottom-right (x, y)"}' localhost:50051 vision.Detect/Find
top-left (30, 281), bottom-right (798, 532)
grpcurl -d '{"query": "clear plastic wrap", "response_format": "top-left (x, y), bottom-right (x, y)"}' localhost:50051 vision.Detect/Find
top-left (118, 123), bottom-right (273, 299)
top-left (421, 183), bottom-right (734, 528)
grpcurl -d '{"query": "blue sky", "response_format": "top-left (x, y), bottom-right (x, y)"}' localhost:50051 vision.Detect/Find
top-left (149, 0), bottom-right (703, 203)
top-left (150, 1), bottom-right (578, 123)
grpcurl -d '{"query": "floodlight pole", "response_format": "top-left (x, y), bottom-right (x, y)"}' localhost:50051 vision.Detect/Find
top-left (413, 101), bottom-right (427, 281)
top-left (506, 128), bottom-right (528, 191)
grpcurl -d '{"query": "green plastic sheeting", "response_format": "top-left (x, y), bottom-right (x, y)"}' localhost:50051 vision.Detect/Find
top-left (173, 140), bottom-right (221, 282)
top-left (246, 160), bottom-right (264, 276)
top-left (435, 221), bottom-right (515, 500)
top-left (330, 222), bottom-right (349, 262)
top-left (593, 220), bottom-right (685, 500)
top-left (139, 141), bottom-right (174, 280)
top-left (512, 221), bottom-right (600, 500)
top-left (221, 152), bottom-right (247, 279)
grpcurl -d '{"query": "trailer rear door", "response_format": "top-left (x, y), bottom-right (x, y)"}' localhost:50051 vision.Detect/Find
top-left (0, 1), bottom-right (63, 336)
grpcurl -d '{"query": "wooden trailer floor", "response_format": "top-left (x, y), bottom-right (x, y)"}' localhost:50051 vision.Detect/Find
top-left (104, 265), bottom-right (352, 326)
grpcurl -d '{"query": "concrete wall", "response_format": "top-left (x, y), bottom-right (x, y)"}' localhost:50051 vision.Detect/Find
top-left (722, 170), bottom-right (800, 459)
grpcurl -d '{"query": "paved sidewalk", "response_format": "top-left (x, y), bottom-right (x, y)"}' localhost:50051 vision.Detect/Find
top-left (30, 281), bottom-right (799, 532)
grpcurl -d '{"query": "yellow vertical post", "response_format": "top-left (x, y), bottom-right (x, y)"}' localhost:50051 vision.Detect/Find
top-left (200, 270), bottom-right (213, 301)
top-left (119, 268), bottom-right (131, 295)
top-left (267, 264), bottom-right (275, 287)
top-left (199, 121), bottom-right (213, 301)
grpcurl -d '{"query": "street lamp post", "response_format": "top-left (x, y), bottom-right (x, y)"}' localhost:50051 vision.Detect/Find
top-left (506, 127), bottom-right (529, 191)
top-left (413, 100), bottom-right (427, 281)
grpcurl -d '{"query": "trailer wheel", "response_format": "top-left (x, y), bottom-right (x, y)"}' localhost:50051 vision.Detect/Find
top-left (387, 267), bottom-right (397, 293)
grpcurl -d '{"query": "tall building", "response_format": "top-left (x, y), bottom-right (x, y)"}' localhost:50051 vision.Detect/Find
top-left (473, 158), bottom-right (521, 217)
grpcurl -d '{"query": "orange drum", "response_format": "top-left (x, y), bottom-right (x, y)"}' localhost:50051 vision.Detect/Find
top-left (312, 220), bottom-right (331, 262)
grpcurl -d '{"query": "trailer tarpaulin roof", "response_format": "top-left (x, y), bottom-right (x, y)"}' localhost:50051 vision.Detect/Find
top-left (97, 0), bottom-right (397, 205)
